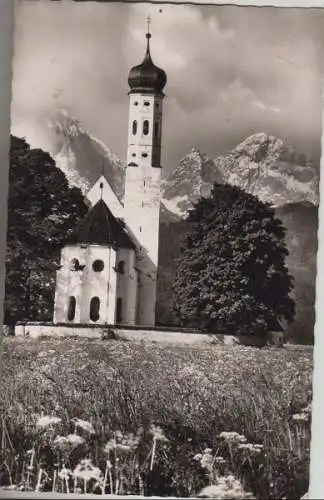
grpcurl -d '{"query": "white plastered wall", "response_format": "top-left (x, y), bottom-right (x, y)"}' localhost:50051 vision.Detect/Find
top-left (123, 92), bottom-right (163, 326)
top-left (54, 244), bottom-right (118, 325)
top-left (115, 248), bottom-right (138, 325)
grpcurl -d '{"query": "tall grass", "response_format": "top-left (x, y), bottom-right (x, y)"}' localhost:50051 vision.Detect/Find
top-left (0, 337), bottom-right (312, 498)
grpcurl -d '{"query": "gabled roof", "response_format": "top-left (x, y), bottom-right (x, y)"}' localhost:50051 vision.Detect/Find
top-left (66, 199), bottom-right (135, 249)
top-left (86, 174), bottom-right (124, 219)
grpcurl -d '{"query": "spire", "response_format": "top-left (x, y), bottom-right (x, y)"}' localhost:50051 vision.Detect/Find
top-left (147, 15), bottom-right (151, 35)
top-left (145, 16), bottom-right (152, 61)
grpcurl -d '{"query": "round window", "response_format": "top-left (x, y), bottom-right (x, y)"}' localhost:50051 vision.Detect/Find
top-left (92, 259), bottom-right (104, 272)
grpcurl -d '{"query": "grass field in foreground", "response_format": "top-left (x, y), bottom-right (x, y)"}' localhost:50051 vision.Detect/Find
top-left (0, 337), bottom-right (313, 499)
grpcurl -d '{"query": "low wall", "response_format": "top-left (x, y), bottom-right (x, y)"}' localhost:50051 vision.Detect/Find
top-left (14, 322), bottom-right (283, 347)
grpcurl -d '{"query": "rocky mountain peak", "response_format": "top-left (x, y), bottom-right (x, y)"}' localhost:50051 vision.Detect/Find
top-left (216, 133), bottom-right (318, 208)
top-left (233, 133), bottom-right (309, 167)
top-left (162, 148), bottom-right (223, 217)
top-left (47, 109), bottom-right (125, 199)
top-left (49, 109), bottom-right (87, 141)
top-left (161, 132), bottom-right (318, 218)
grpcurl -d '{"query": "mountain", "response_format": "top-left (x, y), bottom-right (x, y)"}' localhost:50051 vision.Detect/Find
top-left (49, 110), bottom-right (125, 199)
top-left (162, 133), bottom-right (319, 216)
top-left (162, 148), bottom-right (223, 217)
top-left (214, 133), bottom-right (319, 208)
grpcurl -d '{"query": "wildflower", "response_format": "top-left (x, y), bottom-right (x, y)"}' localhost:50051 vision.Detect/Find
top-left (238, 443), bottom-right (263, 455)
top-left (73, 459), bottom-right (103, 482)
top-left (303, 403), bottom-right (312, 414)
top-left (71, 418), bottom-right (95, 435)
top-left (198, 475), bottom-right (255, 499)
top-left (215, 456), bottom-right (226, 464)
top-left (219, 431), bottom-right (247, 444)
top-left (193, 448), bottom-right (214, 472)
top-left (36, 416), bottom-right (62, 429)
top-left (104, 439), bottom-right (117, 453)
top-left (115, 430), bottom-right (123, 440)
top-left (54, 434), bottom-right (85, 451)
top-left (104, 430), bottom-right (141, 456)
top-left (66, 434), bottom-right (85, 446)
top-left (292, 413), bottom-right (309, 422)
top-left (149, 424), bottom-right (168, 442)
top-left (204, 448), bottom-right (212, 454)
top-left (58, 466), bottom-right (72, 481)
top-left (201, 452), bottom-right (213, 472)
top-left (116, 443), bottom-right (131, 452)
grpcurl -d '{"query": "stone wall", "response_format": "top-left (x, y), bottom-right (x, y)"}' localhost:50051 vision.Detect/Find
top-left (14, 322), bottom-right (284, 347)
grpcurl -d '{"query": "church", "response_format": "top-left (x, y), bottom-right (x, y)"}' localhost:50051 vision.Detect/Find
top-left (53, 26), bottom-right (167, 328)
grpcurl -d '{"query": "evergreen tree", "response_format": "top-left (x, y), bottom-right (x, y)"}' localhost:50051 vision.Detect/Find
top-left (172, 183), bottom-right (295, 336)
top-left (4, 136), bottom-right (88, 326)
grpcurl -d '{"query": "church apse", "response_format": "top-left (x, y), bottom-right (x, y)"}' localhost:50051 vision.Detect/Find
top-left (53, 200), bottom-right (137, 326)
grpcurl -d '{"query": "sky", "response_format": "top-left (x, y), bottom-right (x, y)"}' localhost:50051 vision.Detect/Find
top-left (10, 1), bottom-right (324, 177)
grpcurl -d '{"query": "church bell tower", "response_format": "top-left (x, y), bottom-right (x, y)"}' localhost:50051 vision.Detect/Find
top-left (124, 20), bottom-right (167, 326)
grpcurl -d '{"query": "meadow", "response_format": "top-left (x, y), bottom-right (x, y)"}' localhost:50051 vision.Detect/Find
top-left (0, 336), bottom-right (312, 499)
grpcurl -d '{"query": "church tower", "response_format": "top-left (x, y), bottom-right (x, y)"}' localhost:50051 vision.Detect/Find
top-left (124, 22), bottom-right (167, 326)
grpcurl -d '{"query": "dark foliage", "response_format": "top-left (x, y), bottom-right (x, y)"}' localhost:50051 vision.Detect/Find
top-left (172, 183), bottom-right (295, 336)
top-left (4, 136), bottom-right (88, 325)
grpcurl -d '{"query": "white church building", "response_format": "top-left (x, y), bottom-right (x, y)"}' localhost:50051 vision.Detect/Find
top-left (53, 28), bottom-right (167, 328)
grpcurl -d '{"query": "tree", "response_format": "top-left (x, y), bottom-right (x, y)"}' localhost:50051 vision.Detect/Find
top-left (172, 183), bottom-right (295, 336)
top-left (4, 136), bottom-right (88, 326)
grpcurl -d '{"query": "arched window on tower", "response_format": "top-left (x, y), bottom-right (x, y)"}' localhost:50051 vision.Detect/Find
top-left (67, 296), bottom-right (76, 321)
top-left (132, 120), bottom-right (137, 135)
top-left (143, 120), bottom-right (149, 136)
top-left (89, 296), bottom-right (100, 322)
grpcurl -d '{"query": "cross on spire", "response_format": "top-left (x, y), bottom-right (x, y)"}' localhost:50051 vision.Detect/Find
top-left (146, 15), bottom-right (151, 35)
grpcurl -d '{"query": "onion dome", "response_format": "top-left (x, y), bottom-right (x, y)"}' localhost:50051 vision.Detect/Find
top-left (128, 32), bottom-right (167, 94)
